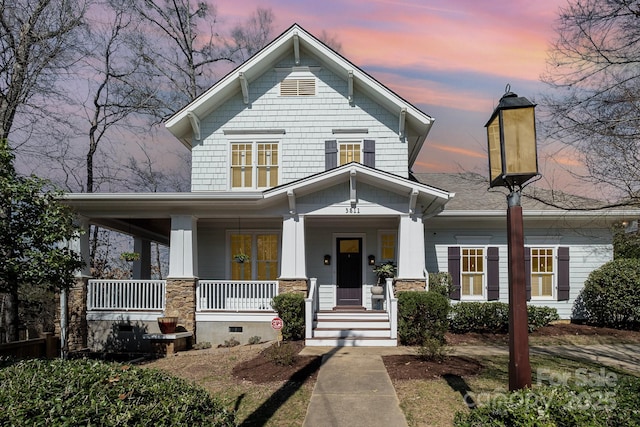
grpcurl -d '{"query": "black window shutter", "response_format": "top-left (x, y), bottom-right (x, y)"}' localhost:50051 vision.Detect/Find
top-left (557, 247), bottom-right (570, 301)
top-left (448, 247), bottom-right (461, 300)
top-left (325, 140), bottom-right (337, 170)
top-left (525, 247), bottom-right (531, 301)
top-left (363, 139), bottom-right (375, 168)
top-left (487, 247), bottom-right (500, 301)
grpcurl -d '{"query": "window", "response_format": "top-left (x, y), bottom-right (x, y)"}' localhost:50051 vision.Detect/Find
top-left (461, 248), bottom-right (484, 298)
top-left (339, 142), bottom-right (361, 165)
top-left (530, 248), bottom-right (554, 298)
top-left (379, 232), bottom-right (396, 261)
top-left (230, 232), bottom-right (279, 280)
top-left (230, 142), bottom-right (278, 189)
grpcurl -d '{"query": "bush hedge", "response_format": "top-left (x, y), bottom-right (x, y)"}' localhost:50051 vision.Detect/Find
top-left (397, 290), bottom-right (449, 345)
top-left (271, 292), bottom-right (305, 340)
top-left (454, 374), bottom-right (640, 426)
top-left (0, 359), bottom-right (235, 426)
top-left (577, 258), bottom-right (640, 329)
top-left (449, 302), bottom-right (559, 334)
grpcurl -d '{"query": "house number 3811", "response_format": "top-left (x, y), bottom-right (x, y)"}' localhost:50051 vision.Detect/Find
top-left (346, 207), bottom-right (360, 214)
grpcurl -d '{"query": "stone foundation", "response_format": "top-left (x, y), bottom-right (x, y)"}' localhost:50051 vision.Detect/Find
top-left (278, 278), bottom-right (308, 296)
top-left (164, 278), bottom-right (197, 334)
top-left (394, 279), bottom-right (427, 293)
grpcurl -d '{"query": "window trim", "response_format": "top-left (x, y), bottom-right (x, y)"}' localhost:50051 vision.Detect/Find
top-left (528, 246), bottom-right (557, 301)
top-left (226, 230), bottom-right (281, 280)
top-left (460, 246), bottom-right (487, 301)
top-left (228, 137), bottom-right (280, 190)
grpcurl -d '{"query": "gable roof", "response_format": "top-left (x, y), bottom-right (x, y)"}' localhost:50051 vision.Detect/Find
top-left (165, 24), bottom-right (434, 167)
top-left (266, 162), bottom-right (454, 217)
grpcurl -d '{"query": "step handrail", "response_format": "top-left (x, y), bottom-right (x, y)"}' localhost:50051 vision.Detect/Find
top-left (386, 278), bottom-right (398, 340)
top-left (305, 278), bottom-right (318, 340)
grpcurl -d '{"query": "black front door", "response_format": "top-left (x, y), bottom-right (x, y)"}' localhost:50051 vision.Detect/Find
top-left (336, 238), bottom-right (362, 306)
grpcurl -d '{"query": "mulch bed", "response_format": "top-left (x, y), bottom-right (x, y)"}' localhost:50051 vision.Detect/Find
top-left (231, 324), bottom-right (640, 384)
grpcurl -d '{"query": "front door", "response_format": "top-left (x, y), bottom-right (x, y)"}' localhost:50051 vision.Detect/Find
top-left (336, 238), bottom-right (362, 306)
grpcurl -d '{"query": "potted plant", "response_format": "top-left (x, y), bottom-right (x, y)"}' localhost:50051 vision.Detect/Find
top-left (120, 251), bottom-right (140, 262)
top-left (157, 316), bottom-right (178, 334)
top-left (233, 252), bottom-right (250, 263)
top-left (372, 260), bottom-right (396, 294)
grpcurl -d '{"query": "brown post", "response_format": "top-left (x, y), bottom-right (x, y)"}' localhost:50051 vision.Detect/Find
top-left (507, 201), bottom-right (532, 390)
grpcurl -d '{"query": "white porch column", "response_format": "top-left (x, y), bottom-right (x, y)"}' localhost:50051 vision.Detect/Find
top-left (280, 214), bottom-right (306, 279)
top-left (397, 214), bottom-right (425, 279)
top-left (133, 237), bottom-right (151, 279)
top-left (168, 215), bottom-right (198, 278)
top-left (71, 217), bottom-right (91, 278)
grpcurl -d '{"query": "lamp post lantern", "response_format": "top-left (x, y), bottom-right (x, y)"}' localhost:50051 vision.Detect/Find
top-left (485, 85), bottom-right (539, 391)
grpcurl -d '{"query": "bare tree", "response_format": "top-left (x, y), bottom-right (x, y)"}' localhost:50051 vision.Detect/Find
top-left (0, 0), bottom-right (86, 142)
top-left (541, 0), bottom-right (640, 206)
top-left (81, 4), bottom-right (160, 192)
top-left (228, 7), bottom-right (274, 61)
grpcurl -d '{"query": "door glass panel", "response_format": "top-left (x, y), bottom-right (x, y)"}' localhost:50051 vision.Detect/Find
top-left (339, 239), bottom-right (360, 253)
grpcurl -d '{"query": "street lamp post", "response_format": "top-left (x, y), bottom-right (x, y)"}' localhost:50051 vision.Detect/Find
top-left (485, 85), bottom-right (539, 391)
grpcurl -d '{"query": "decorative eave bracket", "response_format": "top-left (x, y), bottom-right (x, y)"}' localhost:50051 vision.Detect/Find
top-left (349, 167), bottom-right (357, 207)
top-left (287, 189), bottom-right (296, 214)
top-left (409, 187), bottom-right (419, 214)
top-left (347, 70), bottom-right (354, 104)
top-left (399, 107), bottom-right (407, 138)
top-left (239, 72), bottom-right (249, 104)
top-left (293, 33), bottom-right (300, 65)
top-left (187, 111), bottom-right (201, 141)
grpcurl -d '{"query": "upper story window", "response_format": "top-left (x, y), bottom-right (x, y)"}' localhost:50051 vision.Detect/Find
top-left (462, 248), bottom-right (484, 299)
top-left (231, 141), bottom-right (279, 189)
top-left (339, 142), bottom-right (361, 165)
top-left (325, 139), bottom-right (375, 169)
top-left (530, 247), bottom-right (554, 298)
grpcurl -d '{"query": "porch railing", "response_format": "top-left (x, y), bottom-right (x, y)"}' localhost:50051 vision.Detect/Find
top-left (304, 278), bottom-right (319, 339)
top-left (197, 280), bottom-right (278, 311)
top-left (87, 280), bottom-right (166, 311)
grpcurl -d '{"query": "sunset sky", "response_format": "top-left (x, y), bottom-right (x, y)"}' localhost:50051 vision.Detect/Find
top-left (214, 0), bottom-right (579, 190)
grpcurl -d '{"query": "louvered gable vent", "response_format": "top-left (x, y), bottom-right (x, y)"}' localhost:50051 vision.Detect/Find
top-left (280, 78), bottom-right (316, 96)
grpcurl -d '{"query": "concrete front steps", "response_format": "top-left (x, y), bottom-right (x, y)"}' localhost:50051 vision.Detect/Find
top-left (305, 309), bottom-right (397, 347)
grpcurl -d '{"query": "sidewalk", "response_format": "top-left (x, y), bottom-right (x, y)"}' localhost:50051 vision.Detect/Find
top-left (302, 347), bottom-right (408, 427)
top-left (300, 343), bottom-right (640, 426)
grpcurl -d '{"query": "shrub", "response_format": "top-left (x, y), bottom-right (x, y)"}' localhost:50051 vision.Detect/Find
top-left (416, 336), bottom-right (450, 362)
top-left (449, 302), bottom-right (509, 334)
top-left (528, 306), bottom-right (560, 332)
top-left (222, 337), bottom-right (240, 348)
top-left (248, 335), bottom-right (261, 345)
top-left (271, 292), bottom-right (305, 340)
top-left (263, 342), bottom-right (298, 366)
top-left (0, 359), bottom-right (235, 426)
top-left (577, 258), bottom-right (640, 329)
top-left (428, 272), bottom-right (454, 298)
top-left (397, 291), bottom-right (449, 346)
top-left (450, 302), bottom-right (559, 333)
top-left (454, 374), bottom-right (640, 426)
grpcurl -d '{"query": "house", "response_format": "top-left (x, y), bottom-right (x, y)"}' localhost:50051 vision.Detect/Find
top-left (62, 24), bottom-right (638, 351)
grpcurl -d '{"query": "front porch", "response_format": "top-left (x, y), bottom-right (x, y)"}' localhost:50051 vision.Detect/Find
top-left (83, 277), bottom-right (399, 350)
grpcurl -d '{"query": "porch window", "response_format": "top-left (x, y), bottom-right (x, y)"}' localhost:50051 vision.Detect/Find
top-left (230, 233), bottom-right (279, 280)
top-left (530, 248), bottom-right (554, 298)
top-left (461, 248), bottom-right (484, 298)
top-left (379, 232), bottom-right (396, 261)
top-left (231, 141), bottom-right (279, 189)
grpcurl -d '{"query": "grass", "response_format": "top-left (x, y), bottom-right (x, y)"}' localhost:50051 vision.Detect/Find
top-left (143, 331), bottom-right (640, 427)
top-left (394, 354), bottom-right (639, 427)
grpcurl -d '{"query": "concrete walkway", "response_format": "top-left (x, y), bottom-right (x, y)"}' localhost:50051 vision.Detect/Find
top-left (300, 343), bottom-right (640, 427)
top-left (302, 347), bottom-right (408, 427)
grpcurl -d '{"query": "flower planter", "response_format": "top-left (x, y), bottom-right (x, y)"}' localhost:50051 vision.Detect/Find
top-left (157, 316), bottom-right (178, 334)
top-left (371, 285), bottom-right (384, 295)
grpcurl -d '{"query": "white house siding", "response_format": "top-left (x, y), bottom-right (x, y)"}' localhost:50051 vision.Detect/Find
top-left (191, 51), bottom-right (408, 192)
top-left (425, 225), bottom-right (613, 319)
